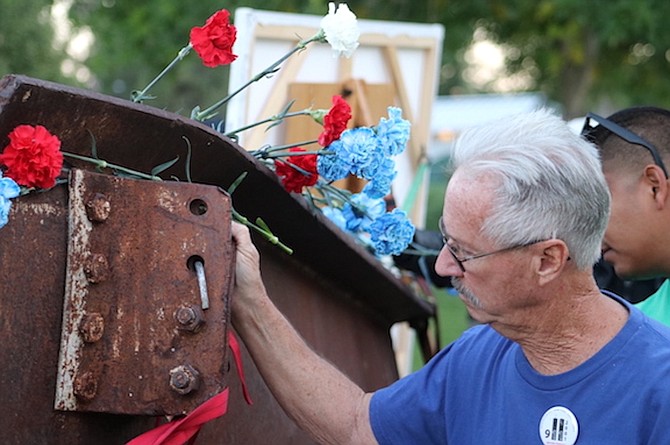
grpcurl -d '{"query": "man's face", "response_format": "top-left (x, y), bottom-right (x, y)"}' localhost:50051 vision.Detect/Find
top-left (602, 166), bottom-right (663, 279)
top-left (434, 170), bottom-right (537, 326)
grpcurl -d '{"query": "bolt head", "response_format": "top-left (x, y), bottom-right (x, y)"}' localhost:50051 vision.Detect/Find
top-left (174, 304), bottom-right (205, 333)
top-left (169, 364), bottom-right (200, 395)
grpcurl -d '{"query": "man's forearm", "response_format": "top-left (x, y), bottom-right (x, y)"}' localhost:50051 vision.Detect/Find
top-left (232, 294), bottom-right (377, 445)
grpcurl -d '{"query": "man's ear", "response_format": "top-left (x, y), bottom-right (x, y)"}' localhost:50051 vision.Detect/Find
top-left (643, 165), bottom-right (669, 210)
top-left (534, 240), bottom-right (570, 286)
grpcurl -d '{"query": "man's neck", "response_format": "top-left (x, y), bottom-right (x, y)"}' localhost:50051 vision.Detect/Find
top-left (512, 291), bottom-right (629, 375)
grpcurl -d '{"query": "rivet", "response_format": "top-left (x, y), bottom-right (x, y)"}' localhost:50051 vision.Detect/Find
top-left (73, 371), bottom-right (98, 401)
top-left (79, 312), bottom-right (105, 343)
top-left (85, 193), bottom-right (111, 222)
top-left (84, 253), bottom-right (109, 284)
top-left (169, 364), bottom-right (200, 395)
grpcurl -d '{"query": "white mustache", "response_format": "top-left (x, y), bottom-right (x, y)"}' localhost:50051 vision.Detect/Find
top-left (452, 277), bottom-right (483, 309)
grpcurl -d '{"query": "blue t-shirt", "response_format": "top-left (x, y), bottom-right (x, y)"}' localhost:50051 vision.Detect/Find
top-left (370, 294), bottom-right (670, 444)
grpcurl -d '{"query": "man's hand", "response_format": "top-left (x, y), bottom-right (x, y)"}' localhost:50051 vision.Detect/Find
top-left (230, 222), bottom-right (267, 318)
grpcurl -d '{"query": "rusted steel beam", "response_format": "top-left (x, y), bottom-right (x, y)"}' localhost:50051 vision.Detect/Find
top-left (0, 74), bottom-right (435, 444)
top-left (54, 169), bottom-right (234, 415)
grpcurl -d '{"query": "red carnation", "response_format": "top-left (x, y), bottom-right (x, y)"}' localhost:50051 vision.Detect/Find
top-left (190, 9), bottom-right (238, 68)
top-left (274, 147), bottom-right (319, 193)
top-left (0, 125), bottom-right (63, 189)
top-left (318, 95), bottom-right (352, 147)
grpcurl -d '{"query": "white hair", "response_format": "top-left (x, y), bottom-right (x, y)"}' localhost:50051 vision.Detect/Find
top-left (448, 108), bottom-right (610, 270)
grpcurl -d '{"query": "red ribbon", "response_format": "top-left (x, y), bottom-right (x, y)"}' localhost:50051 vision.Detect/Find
top-left (125, 389), bottom-right (229, 445)
top-left (126, 331), bottom-right (252, 445)
top-left (227, 330), bottom-right (253, 405)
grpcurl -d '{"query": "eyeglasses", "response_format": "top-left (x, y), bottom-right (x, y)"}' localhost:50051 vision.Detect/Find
top-left (438, 217), bottom-right (545, 273)
top-left (581, 112), bottom-right (669, 179)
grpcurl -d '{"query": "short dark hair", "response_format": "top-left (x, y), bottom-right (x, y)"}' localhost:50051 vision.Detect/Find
top-left (590, 106), bottom-right (670, 172)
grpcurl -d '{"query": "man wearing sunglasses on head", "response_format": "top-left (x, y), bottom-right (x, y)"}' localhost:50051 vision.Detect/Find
top-left (582, 107), bottom-right (670, 326)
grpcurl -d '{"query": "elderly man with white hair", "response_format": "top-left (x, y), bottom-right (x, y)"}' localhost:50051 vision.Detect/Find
top-left (231, 109), bottom-right (670, 444)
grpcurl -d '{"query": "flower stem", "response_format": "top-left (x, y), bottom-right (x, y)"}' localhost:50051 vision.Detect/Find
top-left (231, 208), bottom-right (293, 254)
top-left (193, 30), bottom-right (325, 121)
top-left (132, 44), bottom-right (193, 103)
top-left (251, 139), bottom-right (319, 158)
top-left (224, 110), bottom-right (313, 138)
top-left (63, 152), bottom-right (163, 181)
top-left (314, 179), bottom-right (352, 204)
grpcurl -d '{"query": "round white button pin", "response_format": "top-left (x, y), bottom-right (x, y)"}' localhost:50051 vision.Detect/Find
top-left (539, 406), bottom-right (579, 445)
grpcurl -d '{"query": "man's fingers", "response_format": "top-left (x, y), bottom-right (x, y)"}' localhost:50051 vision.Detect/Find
top-left (231, 221), bottom-right (251, 243)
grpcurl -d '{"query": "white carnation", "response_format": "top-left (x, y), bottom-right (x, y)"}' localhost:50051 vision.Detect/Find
top-left (320, 3), bottom-right (360, 58)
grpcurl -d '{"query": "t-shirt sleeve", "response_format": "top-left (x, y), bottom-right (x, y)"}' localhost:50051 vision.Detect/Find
top-left (369, 342), bottom-right (454, 445)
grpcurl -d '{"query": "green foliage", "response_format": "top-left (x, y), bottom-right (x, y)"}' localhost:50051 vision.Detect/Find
top-left (0, 0), bottom-right (72, 84)
top-left (5, 0), bottom-right (670, 122)
top-left (67, 0), bottom-right (327, 108)
top-left (474, 0), bottom-right (670, 116)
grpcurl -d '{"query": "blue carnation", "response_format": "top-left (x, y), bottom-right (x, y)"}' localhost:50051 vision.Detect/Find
top-left (0, 173), bottom-right (21, 229)
top-left (355, 143), bottom-right (386, 181)
top-left (338, 127), bottom-right (385, 179)
top-left (321, 206), bottom-right (348, 231)
top-left (317, 140), bottom-right (350, 181)
top-left (341, 203), bottom-right (366, 232)
top-left (353, 193), bottom-right (386, 230)
top-left (368, 208), bottom-right (415, 256)
top-left (376, 107), bottom-right (410, 156)
top-left (363, 158), bottom-right (397, 199)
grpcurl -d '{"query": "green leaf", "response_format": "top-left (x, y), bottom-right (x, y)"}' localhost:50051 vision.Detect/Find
top-left (266, 118), bottom-right (285, 132)
top-left (255, 217), bottom-right (271, 233)
top-left (278, 99), bottom-right (296, 117)
top-left (227, 172), bottom-right (248, 195)
top-left (150, 156), bottom-right (179, 177)
top-left (182, 136), bottom-right (193, 183)
top-left (86, 129), bottom-right (99, 160)
top-left (190, 105), bottom-right (201, 120)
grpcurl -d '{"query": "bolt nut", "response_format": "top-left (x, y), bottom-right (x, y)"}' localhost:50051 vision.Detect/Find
top-left (169, 364), bottom-right (200, 395)
top-left (174, 304), bottom-right (205, 333)
top-left (79, 312), bottom-right (105, 343)
top-left (73, 371), bottom-right (98, 401)
top-left (84, 253), bottom-right (109, 284)
top-left (85, 193), bottom-right (111, 222)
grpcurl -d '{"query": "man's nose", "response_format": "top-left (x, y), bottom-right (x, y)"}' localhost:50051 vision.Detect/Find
top-left (435, 247), bottom-right (463, 277)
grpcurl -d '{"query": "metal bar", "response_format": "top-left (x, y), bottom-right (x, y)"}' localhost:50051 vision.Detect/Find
top-left (194, 260), bottom-right (210, 310)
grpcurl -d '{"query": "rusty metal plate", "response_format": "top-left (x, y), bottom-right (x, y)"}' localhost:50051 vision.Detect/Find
top-left (55, 169), bottom-right (234, 416)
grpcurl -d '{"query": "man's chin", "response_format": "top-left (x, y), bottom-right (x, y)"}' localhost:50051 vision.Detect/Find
top-left (602, 252), bottom-right (641, 279)
top-left (611, 263), bottom-right (647, 281)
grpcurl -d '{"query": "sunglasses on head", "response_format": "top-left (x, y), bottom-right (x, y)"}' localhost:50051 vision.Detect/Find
top-left (581, 112), bottom-right (668, 179)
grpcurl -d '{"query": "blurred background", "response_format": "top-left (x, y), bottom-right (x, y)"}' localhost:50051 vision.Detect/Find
top-left (4, 0), bottom-right (669, 367)
top-left (6, 0), bottom-right (670, 117)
